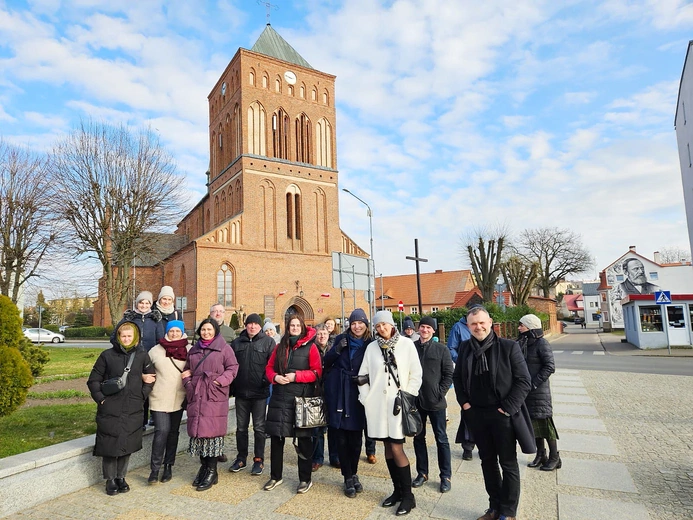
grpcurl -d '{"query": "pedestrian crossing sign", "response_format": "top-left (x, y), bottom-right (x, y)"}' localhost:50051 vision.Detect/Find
top-left (654, 291), bottom-right (671, 304)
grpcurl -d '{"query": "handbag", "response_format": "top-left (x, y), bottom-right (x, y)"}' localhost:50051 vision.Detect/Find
top-left (101, 352), bottom-right (136, 396)
top-left (385, 354), bottom-right (423, 437)
top-left (295, 369), bottom-right (327, 428)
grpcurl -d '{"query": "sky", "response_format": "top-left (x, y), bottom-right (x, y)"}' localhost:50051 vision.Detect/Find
top-left (2, 0), bottom-right (693, 299)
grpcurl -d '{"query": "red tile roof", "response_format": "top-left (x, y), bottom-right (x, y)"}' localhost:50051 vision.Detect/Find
top-left (379, 269), bottom-right (475, 308)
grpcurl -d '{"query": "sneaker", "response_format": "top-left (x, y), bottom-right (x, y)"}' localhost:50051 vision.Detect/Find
top-left (462, 449), bottom-right (474, 461)
top-left (229, 459), bottom-right (246, 472)
top-left (251, 458), bottom-right (264, 475)
top-left (263, 478), bottom-right (283, 491)
top-left (297, 480), bottom-right (313, 494)
top-left (352, 474), bottom-right (363, 493)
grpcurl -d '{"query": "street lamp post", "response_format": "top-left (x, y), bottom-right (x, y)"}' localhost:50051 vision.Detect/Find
top-left (342, 188), bottom-right (375, 324)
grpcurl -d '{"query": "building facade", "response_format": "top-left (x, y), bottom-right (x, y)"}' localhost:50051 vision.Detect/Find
top-left (675, 40), bottom-right (693, 258)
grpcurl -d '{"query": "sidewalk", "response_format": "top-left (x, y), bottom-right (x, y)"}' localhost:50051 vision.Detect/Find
top-left (596, 332), bottom-right (693, 357)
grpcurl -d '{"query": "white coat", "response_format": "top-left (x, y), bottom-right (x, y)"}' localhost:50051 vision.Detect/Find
top-left (148, 344), bottom-right (190, 412)
top-left (358, 335), bottom-right (422, 440)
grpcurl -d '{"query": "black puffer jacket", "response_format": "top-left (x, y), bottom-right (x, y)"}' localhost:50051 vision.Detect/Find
top-left (414, 338), bottom-right (454, 411)
top-left (519, 330), bottom-right (555, 419)
top-left (114, 310), bottom-right (164, 351)
top-left (230, 330), bottom-right (275, 399)
top-left (87, 321), bottom-right (154, 457)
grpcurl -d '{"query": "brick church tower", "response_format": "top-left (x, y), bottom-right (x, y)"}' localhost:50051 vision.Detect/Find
top-left (134, 25), bottom-right (369, 329)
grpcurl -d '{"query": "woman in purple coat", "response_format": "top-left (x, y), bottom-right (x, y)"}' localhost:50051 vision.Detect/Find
top-left (182, 318), bottom-right (238, 491)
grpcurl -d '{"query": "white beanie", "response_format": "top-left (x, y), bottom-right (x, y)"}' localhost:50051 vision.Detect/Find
top-left (158, 285), bottom-right (175, 300)
top-left (373, 310), bottom-right (395, 327)
top-left (263, 322), bottom-right (277, 333)
top-left (520, 314), bottom-right (542, 330)
top-left (135, 291), bottom-right (153, 305)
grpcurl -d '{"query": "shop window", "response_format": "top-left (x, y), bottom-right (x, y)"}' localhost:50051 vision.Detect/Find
top-left (639, 305), bottom-right (663, 332)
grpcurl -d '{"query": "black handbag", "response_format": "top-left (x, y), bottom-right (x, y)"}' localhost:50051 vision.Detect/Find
top-left (385, 354), bottom-right (423, 437)
top-left (101, 352), bottom-right (136, 396)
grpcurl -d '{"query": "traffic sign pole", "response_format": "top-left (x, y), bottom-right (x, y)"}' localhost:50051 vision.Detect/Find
top-left (398, 300), bottom-right (404, 331)
top-left (654, 291), bottom-right (672, 355)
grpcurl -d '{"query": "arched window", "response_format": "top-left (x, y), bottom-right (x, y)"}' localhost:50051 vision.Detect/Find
top-left (295, 113), bottom-right (312, 164)
top-left (221, 191), bottom-right (227, 218)
top-left (272, 108), bottom-right (290, 160)
top-left (179, 265), bottom-right (186, 298)
top-left (217, 264), bottom-right (233, 307)
top-left (233, 103), bottom-right (241, 158)
top-left (214, 195), bottom-right (219, 224)
top-left (288, 85), bottom-right (294, 96)
top-left (286, 184), bottom-right (302, 240)
top-left (300, 83), bottom-right (305, 98)
top-left (316, 117), bottom-right (333, 168)
top-left (275, 77), bottom-right (281, 93)
top-left (235, 179), bottom-right (242, 213)
top-left (247, 101), bottom-right (267, 156)
top-left (322, 90), bottom-right (329, 105)
top-left (249, 69), bottom-right (255, 86)
top-left (262, 72), bottom-right (269, 88)
top-left (311, 87), bottom-right (317, 101)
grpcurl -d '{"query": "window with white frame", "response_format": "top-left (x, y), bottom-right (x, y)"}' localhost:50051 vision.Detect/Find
top-left (410, 307), bottom-right (418, 314)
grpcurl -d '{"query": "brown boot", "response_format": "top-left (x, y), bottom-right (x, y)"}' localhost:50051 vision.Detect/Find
top-left (476, 510), bottom-right (500, 520)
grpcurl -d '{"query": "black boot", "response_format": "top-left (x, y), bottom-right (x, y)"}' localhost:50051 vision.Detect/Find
top-left (114, 478), bottom-right (130, 493)
top-left (161, 464), bottom-right (173, 483)
top-left (541, 440), bottom-right (562, 471)
top-left (528, 438), bottom-right (548, 468)
top-left (105, 479), bottom-right (119, 496)
top-left (148, 470), bottom-right (159, 484)
top-left (197, 457), bottom-right (219, 491)
top-left (344, 477), bottom-right (356, 498)
top-left (396, 464), bottom-right (416, 516)
top-left (192, 456), bottom-right (207, 487)
top-left (382, 458), bottom-right (402, 507)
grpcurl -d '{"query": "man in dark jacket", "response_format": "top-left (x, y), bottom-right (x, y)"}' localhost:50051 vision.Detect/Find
top-left (453, 307), bottom-right (532, 520)
top-left (412, 316), bottom-right (454, 493)
top-left (228, 313), bottom-right (276, 476)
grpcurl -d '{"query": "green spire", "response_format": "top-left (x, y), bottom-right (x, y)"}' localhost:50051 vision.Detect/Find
top-left (251, 24), bottom-right (313, 69)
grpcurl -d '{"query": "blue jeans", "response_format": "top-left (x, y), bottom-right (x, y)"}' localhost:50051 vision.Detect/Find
top-left (413, 408), bottom-right (451, 479)
top-left (312, 426), bottom-right (327, 464)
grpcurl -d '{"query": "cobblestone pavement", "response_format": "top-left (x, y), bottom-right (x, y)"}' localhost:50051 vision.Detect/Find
top-left (6, 352), bottom-right (693, 519)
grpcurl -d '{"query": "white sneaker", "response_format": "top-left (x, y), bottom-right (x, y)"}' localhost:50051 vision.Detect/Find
top-left (263, 478), bottom-right (283, 491)
top-left (296, 480), bottom-right (313, 494)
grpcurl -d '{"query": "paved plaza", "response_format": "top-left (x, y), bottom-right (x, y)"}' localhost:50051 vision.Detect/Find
top-left (5, 333), bottom-right (693, 519)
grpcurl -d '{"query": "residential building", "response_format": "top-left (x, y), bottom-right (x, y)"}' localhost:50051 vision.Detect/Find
top-left (675, 40), bottom-right (693, 257)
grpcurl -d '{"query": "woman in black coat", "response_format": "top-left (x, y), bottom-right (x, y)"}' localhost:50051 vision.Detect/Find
top-left (518, 314), bottom-right (560, 471)
top-left (87, 320), bottom-right (154, 495)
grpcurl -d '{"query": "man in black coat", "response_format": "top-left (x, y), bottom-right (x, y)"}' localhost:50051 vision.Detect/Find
top-left (412, 316), bottom-right (454, 493)
top-left (228, 313), bottom-right (276, 476)
top-left (452, 307), bottom-right (532, 520)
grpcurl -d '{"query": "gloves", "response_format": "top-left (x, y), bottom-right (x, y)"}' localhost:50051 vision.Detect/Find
top-left (334, 337), bottom-right (348, 355)
top-left (352, 374), bottom-right (369, 386)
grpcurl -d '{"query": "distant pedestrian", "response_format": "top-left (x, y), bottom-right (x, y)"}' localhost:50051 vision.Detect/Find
top-left (518, 314), bottom-right (561, 472)
top-left (402, 316), bottom-right (420, 342)
top-left (262, 319), bottom-right (280, 344)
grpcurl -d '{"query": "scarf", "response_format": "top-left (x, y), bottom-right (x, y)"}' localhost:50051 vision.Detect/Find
top-left (156, 301), bottom-right (175, 315)
top-left (376, 330), bottom-right (400, 351)
top-left (469, 330), bottom-right (496, 375)
top-left (198, 337), bottom-right (214, 349)
top-left (348, 334), bottom-right (366, 360)
top-left (160, 336), bottom-right (189, 361)
top-left (289, 334), bottom-right (300, 348)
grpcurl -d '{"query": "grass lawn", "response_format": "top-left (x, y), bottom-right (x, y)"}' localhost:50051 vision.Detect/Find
top-left (38, 347), bottom-right (103, 378)
top-left (0, 403), bottom-right (96, 458)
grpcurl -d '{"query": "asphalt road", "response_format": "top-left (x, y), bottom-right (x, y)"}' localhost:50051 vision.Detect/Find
top-left (552, 326), bottom-right (693, 376)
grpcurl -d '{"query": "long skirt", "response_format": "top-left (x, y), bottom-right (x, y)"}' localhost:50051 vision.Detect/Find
top-left (531, 417), bottom-right (559, 441)
top-left (189, 436), bottom-right (225, 457)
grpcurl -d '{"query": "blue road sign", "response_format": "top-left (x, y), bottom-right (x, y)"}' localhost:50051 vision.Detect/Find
top-left (654, 291), bottom-right (672, 304)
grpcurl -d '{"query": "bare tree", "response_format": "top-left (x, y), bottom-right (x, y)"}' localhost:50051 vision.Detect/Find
top-left (517, 227), bottom-right (593, 298)
top-left (501, 255), bottom-right (539, 306)
top-left (462, 226), bottom-right (508, 302)
top-left (50, 120), bottom-right (184, 325)
top-left (0, 140), bottom-right (59, 303)
top-left (658, 246), bottom-right (691, 264)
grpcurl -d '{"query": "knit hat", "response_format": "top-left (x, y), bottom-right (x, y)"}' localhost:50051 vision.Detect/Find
top-left (166, 320), bottom-right (185, 334)
top-left (136, 291), bottom-right (153, 305)
top-left (348, 308), bottom-right (369, 327)
top-left (263, 321), bottom-right (277, 333)
top-left (158, 286), bottom-right (175, 300)
top-left (373, 310), bottom-right (395, 327)
top-left (403, 317), bottom-right (415, 330)
top-left (245, 313), bottom-right (263, 326)
top-left (419, 316), bottom-right (437, 330)
top-left (520, 314), bottom-right (542, 330)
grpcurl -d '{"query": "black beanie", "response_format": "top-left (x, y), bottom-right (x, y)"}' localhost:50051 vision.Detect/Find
top-left (419, 316), bottom-right (437, 329)
top-left (245, 313), bottom-right (263, 326)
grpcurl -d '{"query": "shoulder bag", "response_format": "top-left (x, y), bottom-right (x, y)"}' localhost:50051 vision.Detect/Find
top-left (295, 369), bottom-right (327, 428)
top-left (384, 351), bottom-right (423, 437)
top-left (101, 351), bottom-right (136, 396)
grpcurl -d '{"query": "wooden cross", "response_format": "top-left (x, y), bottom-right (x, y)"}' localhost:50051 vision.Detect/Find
top-left (406, 239), bottom-right (428, 319)
top-left (257, 0), bottom-right (279, 24)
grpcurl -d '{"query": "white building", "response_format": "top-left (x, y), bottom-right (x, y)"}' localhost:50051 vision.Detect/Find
top-left (675, 40), bottom-right (693, 257)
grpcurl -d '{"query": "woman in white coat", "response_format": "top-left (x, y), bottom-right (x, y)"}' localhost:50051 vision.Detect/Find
top-left (358, 311), bottom-right (422, 516)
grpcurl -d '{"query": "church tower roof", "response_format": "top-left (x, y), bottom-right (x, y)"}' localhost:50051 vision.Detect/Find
top-left (250, 24), bottom-right (313, 70)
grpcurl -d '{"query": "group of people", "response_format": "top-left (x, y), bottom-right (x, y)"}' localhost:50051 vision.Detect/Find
top-left (87, 290), bottom-right (559, 520)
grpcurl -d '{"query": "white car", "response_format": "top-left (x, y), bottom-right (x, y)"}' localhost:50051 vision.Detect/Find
top-left (24, 328), bottom-right (65, 343)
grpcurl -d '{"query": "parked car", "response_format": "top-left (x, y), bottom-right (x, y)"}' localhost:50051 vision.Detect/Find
top-left (24, 328), bottom-right (65, 343)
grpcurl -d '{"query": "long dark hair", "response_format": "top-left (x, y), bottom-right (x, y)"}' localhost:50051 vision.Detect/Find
top-left (196, 318), bottom-right (220, 339)
top-left (274, 315), bottom-right (307, 374)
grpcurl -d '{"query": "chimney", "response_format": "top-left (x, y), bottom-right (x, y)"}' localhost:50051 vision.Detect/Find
top-left (629, 245), bottom-right (636, 252)
top-left (653, 251), bottom-right (661, 264)
top-left (435, 269), bottom-right (442, 274)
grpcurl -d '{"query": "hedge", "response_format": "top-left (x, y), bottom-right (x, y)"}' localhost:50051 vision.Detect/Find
top-left (64, 326), bottom-right (110, 338)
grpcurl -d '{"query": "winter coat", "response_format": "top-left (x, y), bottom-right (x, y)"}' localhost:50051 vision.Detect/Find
top-left (220, 323), bottom-right (237, 344)
top-left (183, 334), bottom-right (239, 439)
top-left (148, 341), bottom-right (190, 413)
top-left (117, 310), bottom-right (164, 351)
top-left (265, 328), bottom-right (322, 438)
top-left (87, 322), bottom-right (154, 458)
top-left (230, 330), bottom-right (275, 400)
top-left (323, 332), bottom-right (367, 431)
top-left (157, 307), bottom-right (181, 326)
top-left (453, 333), bottom-right (535, 453)
top-left (358, 335), bottom-right (423, 440)
top-left (414, 338), bottom-right (454, 412)
top-left (447, 317), bottom-right (471, 363)
top-left (519, 330), bottom-right (555, 419)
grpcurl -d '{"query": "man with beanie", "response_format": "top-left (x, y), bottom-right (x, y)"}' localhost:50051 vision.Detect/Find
top-left (412, 316), bottom-right (454, 493)
top-left (228, 313), bottom-right (276, 475)
top-left (209, 303), bottom-right (236, 344)
top-left (452, 307), bottom-right (533, 520)
top-left (402, 316), bottom-right (420, 342)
